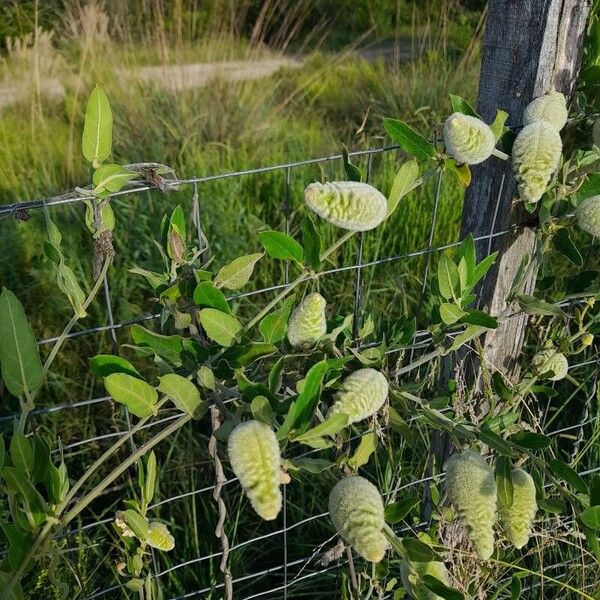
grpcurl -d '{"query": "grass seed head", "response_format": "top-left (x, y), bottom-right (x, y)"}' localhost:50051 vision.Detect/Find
top-left (443, 112), bottom-right (496, 165)
top-left (328, 476), bottom-right (388, 562)
top-left (444, 449), bottom-right (497, 560)
top-left (228, 420), bottom-right (282, 521)
top-left (304, 181), bottom-right (388, 231)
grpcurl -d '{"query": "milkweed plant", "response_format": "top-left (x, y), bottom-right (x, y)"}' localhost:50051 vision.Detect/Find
top-left (0, 69), bottom-right (600, 600)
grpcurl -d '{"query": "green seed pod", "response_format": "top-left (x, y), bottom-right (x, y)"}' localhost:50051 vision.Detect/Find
top-left (328, 476), bottom-right (388, 562)
top-left (512, 121), bottom-right (562, 203)
top-left (228, 420), bottom-right (282, 521)
top-left (304, 181), bottom-right (388, 231)
top-left (443, 112), bottom-right (496, 165)
top-left (531, 348), bottom-right (568, 381)
top-left (327, 368), bottom-right (389, 425)
top-left (576, 195), bottom-right (600, 238)
top-left (400, 557), bottom-right (450, 600)
top-left (287, 292), bottom-right (327, 347)
top-left (147, 522), bottom-right (175, 551)
top-left (498, 469), bottom-right (537, 549)
top-left (444, 449), bottom-right (497, 560)
top-left (523, 91), bottom-right (568, 131)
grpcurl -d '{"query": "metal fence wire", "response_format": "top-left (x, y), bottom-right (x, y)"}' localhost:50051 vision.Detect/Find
top-left (0, 145), bottom-right (598, 599)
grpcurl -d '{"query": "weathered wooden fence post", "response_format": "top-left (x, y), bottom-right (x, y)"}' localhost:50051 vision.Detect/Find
top-left (461, 0), bottom-right (590, 383)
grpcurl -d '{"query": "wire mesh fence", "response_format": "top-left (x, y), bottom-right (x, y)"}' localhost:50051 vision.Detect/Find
top-left (0, 144), bottom-right (598, 599)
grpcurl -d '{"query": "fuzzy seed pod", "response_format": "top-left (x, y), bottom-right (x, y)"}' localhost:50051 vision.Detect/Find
top-left (444, 449), bottom-right (497, 560)
top-left (531, 348), bottom-right (568, 381)
top-left (523, 91), bottom-right (568, 131)
top-left (576, 195), bottom-right (600, 238)
top-left (327, 368), bottom-right (389, 425)
top-left (328, 476), bottom-right (388, 562)
top-left (147, 522), bottom-right (175, 551)
top-left (443, 112), bottom-right (496, 165)
top-left (498, 469), bottom-right (537, 549)
top-left (228, 420), bottom-right (282, 520)
top-left (287, 292), bottom-right (327, 347)
top-left (512, 121), bottom-right (562, 203)
top-left (304, 181), bottom-right (388, 231)
top-left (400, 557), bottom-right (450, 600)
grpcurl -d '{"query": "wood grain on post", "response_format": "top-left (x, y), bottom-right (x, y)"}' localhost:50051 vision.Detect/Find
top-left (462, 0), bottom-right (590, 383)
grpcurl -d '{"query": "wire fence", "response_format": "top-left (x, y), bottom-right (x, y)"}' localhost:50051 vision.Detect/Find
top-left (0, 144), bottom-right (598, 599)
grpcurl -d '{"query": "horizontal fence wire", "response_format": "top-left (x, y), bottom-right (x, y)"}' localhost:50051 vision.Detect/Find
top-left (1, 143), bottom-right (598, 599)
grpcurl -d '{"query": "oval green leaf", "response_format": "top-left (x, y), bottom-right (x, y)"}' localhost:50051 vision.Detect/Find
top-left (198, 308), bottom-right (242, 347)
top-left (104, 373), bottom-right (158, 418)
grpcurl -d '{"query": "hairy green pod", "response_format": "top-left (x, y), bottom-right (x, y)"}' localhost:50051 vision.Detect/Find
top-left (400, 557), bottom-right (450, 600)
top-left (328, 476), bottom-right (388, 562)
top-left (327, 368), bottom-right (389, 425)
top-left (444, 449), bottom-right (497, 560)
top-left (523, 91), bottom-right (568, 131)
top-left (531, 348), bottom-right (568, 381)
top-left (443, 112), bottom-right (496, 165)
top-left (147, 522), bottom-right (175, 551)
top-left (228, 420), bottom-right (282, 520)
top-left (498, 469), bottom-right (537, 549)
top-left (512, 121), bottom-right (562, 203)
top-left (287, 292), bottom-right (327, 347)
top-left (576, 195), bottom-right (600, 238)
top-left (304, 181), bottom-right (388, 231)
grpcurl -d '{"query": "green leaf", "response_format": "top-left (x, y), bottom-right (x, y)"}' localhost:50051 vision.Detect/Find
top-left (285, 457), bottom-right (334, 473)
top-left (167, 205), bottom-right (186, 264)
top-left (301, 216), bottom-right (321, 270)
top-left (509, 431), bottom-right (552, 450)
top-left (2, 467), bottom-right (47, 524)
top-left (517, 295), bottom-right (565, 317)
top-left (342, 144), bottom-right (362, 182)
top-left (293, 360), bottom-right (330, 431)
top-left (0, 288), bottom-right (43, 398)
top-left (482, 411), bottom-right (518, 432)
top-left (10, 434), bottom-right (34, 476)
top-left (510, 574), bottom-right (522, 600)
top-left (0, 571), bottom-right (25, 600)
top-left (402, 538), bottom-right (441, 562)
top-left (538, 497), bottom-right (566, 514)
top-left (348, 431), bottom-right (377, 470)
top-left (468, 252), bottom-right (498, 290)
top-left (92, 164), bottom-right (138, 197)
top-left (581, 506), bottom-right (600, 529)
top-left (0, 437), bottom-right (4, 472)
top-left (462, 309), bottom-right (498, 329)
top-left (449, 93), bottom-right (480, 118)
top-left (130, 325), bottom-right (184, 366)
top-left (82, 85), bottom-right (113, 168)
top-left (129, 267), bottom-right (168, 290)
top-left (553, 228), bottom-right (583, 266)
top-left (144, 451), bottom-right (157, 505)
top-left (158, 374), bottom-right (202, 416)
top-left (104, 373), bottom-right (158, 418)
top-left (222, 342), bottom-right (277, 368)
top-left (444, 325), bottom-right (486, 354)
top-left (387, 159), bottom-right (420, 216)
top-left (444, 159), bottom-right (471, 188)
top-left (90, 354), bottom-right (141, 379)
top-left (421, 575), bottom-right (464, 600)
top-left (496, 456), bottom-right (514, 507)
top-left (259, 295), bottom-right (295, 344)
top-left (479, 428), bottom-right (512, 455)
top-left (384, 496), bottom-right (419, 524)
top-left (437, 254), bottom-right (460, 301)
top-left (258, 231), bottom-right (304, 263)
top-left (591, 474), bottom-right (600, 506)
top-left (198, 308), bottom-right (242, 347)
top-left (122, 509), bottom-right (150, 540)
top-left (548, 459), bottom-right (589, 494)
top-left (214, 253), bottom-right (262, 290)
top-left (439, 303), bottom-right (466, 325)
top-left (292, 413), bottom-right (349, 444)
top-left (251, 395), bottom-right (273, 424)
top-left (490, 109), bottom-right (509, 140)
top-left (193, 281), bottom-right (231, 313)
top-left (383, 118), bottom-right (437, 161)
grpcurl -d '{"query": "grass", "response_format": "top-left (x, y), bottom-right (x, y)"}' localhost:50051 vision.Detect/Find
top-left (1, 2), bottom-right (599, 598)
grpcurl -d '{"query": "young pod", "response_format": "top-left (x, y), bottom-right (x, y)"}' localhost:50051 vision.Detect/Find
top-left (400, 557), bottom-right (450, 600)
top-left (523, 91), bottom-right (568, 131)
top-left (228, 420), bottom-right (282, 520)
top-left (576, 195), bottom-right (600, 238)
top-left (512, 121), bottom-right (562, 204)
top-left (287, 292), bottom-right (327, 347)
top-left (531, 348), bottom-right (568, 381)
top-left (498, 469), bottom-right (538, 549)
top-left (443, 112), bottom-right (496, 165)
top-left (328, 476), bottom-right (388, 562)
top-left (304, 181), bottom-right (388, 231)
top-left (327, 368), bottom-right (389, 425)
top-left (444, 449), bottom-right (497, 560)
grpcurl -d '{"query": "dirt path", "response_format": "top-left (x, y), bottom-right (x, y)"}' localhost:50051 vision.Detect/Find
top-left (0, 57), bottom-right (301, 108)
